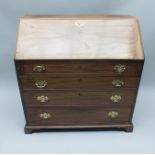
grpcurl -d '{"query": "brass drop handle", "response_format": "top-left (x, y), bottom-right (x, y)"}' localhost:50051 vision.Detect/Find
top-left (110, 95), bottom-right (122, 103)
top-left (112, 80), bottom-right (124, 87)
top-left (114, 64), bottom-right (126, 73)
top-left (40, 112), bottom-right (51, 119)
top-left (108, 111), bottom-right (119, 118)
top-left (35, 80), bottom-right (47, 89)
top-left (37, 95), bottom-right (48, 103)
top-left (33, 65), bottom-right (46, 72)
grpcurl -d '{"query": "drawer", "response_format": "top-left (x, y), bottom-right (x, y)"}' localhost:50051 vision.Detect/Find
top-left (20, 76), bottom-right (139, 90)
top-left (23, 90), bottom-right (136, 107)
top-left (17, 61), bottom-right (143, 76)
top-left (26, 108), bottom-right (131, 125)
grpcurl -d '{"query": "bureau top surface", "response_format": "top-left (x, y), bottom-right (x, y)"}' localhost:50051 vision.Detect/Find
top-left (15, 15), bottom-right (144, 60)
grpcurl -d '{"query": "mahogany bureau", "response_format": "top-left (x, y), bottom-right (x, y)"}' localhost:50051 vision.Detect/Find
top-left (14, 15), bottom-right (144, 134)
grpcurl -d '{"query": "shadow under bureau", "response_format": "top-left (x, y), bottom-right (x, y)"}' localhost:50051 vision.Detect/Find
top-left (14, 15), bottom-right (144, 134)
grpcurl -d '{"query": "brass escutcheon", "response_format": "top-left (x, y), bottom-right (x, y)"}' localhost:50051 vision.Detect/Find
top-left (35, 80), bottom-right (47, 89)
top-left (37, 95), bottom-right (48, 103)
top-left (110, 95), bottom-right (122, 103)
top-left (114, 64), bottom-right (126, 73)
top-left (40, 112), bottom-right (51, 119)
top-left (108, 111), bottom-right (119, 118)
top-left (112, 79), bottom-right (124, 87)
top-left (33, 65), bottom-right (46, 72)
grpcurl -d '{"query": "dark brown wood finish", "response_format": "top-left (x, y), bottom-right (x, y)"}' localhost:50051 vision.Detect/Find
top-left (129, 60), bottom-right (145, 122)
top-left (15, 59), bottom-right (144, 133)
top-left (16, 60), bottom-right (143, 76)
top-left (26, 107), bottom-right (132, 125)
top-left (23, 90), bottom-right (136, 107)
top-left (14, 16), bottom-right (144, 133)
top-left (20, 76), bottom-right (139, 90)
top-left (21, 61), bottom-right (142, 76)
top-left (24, 123), bottom-right (133, 134)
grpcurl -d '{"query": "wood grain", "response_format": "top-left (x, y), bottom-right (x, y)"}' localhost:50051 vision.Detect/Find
top-left (19, 60), bottom-right (143, 76)
top-left (20, 76), bottom-right (139, 90)
top-left (15, 15), bottom-right (144, 60)
top-left (23, 90), bottom-right (136, 107)
top-left (26, 107), bottom-right (131, 125)
top-left (14, 15), bottom-right (144, 133)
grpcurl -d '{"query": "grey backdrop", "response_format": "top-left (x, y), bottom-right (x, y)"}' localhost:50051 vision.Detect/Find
top-left (0, 0), bottom-right (155, 153)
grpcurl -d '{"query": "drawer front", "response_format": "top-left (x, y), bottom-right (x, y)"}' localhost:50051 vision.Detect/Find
top-left (26, 108), bottom-right (131, 125)
top-left (20, 77), bottom-right (139, 90)
top-left (19, 61), bottom-right (142, 76)
top-left (23, 90), bottom-right (136, 107)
